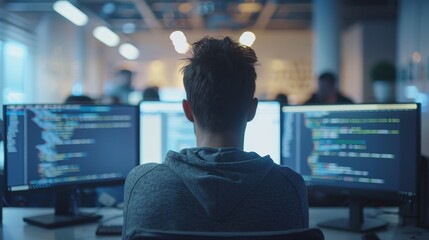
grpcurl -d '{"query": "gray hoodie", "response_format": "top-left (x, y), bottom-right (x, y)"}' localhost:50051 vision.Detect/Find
top-left (123, 148), bottom-right (308, 239)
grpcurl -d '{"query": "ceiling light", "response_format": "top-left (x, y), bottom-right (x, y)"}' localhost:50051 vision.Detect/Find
top-left (178, 3), bottom-right (193, 14)
top-left (170, 31), bottom-right (190, 54)
top-left (53, 1), bottom-right (88, 26)
top-left (119, 43), bottom-right (140, 60)
top-left (412, 52), bottom-right (421, 63)
top-left (174, 42), bottom-right (190, 54)
top-left (102, 2), bottom-right (116, 15)
top-left (122, 23), bottom-right (136, 34)
top-left (239, 31), bottom-right (256, 47)
top-left (169, 31), bottom-right (186, 42)
top-left (93, 26), bottom-right (120, 47)
top-left (238, 3), bottom-right (262, 14)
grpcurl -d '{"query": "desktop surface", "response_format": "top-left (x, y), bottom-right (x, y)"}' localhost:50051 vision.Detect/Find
top-left (1, 207), bottom-right (429, 240)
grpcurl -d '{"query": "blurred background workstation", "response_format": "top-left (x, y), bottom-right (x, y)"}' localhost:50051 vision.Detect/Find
top-left (0, 0), bottom-right (429, 239)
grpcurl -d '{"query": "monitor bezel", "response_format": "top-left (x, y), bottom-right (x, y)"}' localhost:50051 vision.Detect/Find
top-left (281, 102), bottom-right (422, 202)
top-left (2, 103), bottom-right (140, 195)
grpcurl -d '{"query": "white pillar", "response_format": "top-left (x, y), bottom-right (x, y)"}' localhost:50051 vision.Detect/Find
top-left (72, 27), bottom-right (86, 96)
top-left (313, 0), bottom-right (340, 81)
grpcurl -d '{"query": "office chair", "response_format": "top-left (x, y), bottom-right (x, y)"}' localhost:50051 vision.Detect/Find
top-left (129, 228), bottom-right (324, 240)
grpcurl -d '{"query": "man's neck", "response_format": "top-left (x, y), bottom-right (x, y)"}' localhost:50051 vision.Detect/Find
top-left (195, 127), bottom-right (245, 150)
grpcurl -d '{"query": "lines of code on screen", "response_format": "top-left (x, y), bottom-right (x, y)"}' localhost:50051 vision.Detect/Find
top-left (5, 105), bottom-right (137, 191)
top-left (282, 105), bottom-right (418, 196)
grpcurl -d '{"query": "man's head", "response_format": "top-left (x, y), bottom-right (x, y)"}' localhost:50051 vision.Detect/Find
top-left (316, 72), bottom-right (337, 102)
top-left (142, 86), bottom-right (160, 101)
top-left (182, 36), bottom-right (258, 132)
top-left (115, 69), bottom-right (133, 90)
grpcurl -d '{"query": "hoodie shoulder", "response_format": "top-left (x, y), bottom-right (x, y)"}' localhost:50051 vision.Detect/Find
top-left (273, 165), bottom-right (309, 227)
top-left (275, 165), bottom-right (306, 187)
top-left (126, 163), bottom-right (159, 187)
top-left (123, 163), bottom-right (168, 239)
top-left (124, 163), bottom-right (159, 204)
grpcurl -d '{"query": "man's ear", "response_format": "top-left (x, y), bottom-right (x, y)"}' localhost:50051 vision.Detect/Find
top-left (246, 98), bottom-right (258, 122)
top-left (182, 99), bottom-right (194, 122)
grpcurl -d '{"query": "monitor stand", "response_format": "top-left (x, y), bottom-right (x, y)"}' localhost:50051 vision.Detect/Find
top-left (23, 189), bottom-right (102, 229)
top-left (317, 198), bottom-right (388, 232)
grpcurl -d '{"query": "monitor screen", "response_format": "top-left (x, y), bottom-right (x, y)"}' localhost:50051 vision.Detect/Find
top-left (140, 101), bottom-right (281, 164)
top-left (282, 103), bottom-right (420, 199)
top-left (281, 103), bottom-right (421, 232)
top-left (4, 104), bottom-right (139, 192)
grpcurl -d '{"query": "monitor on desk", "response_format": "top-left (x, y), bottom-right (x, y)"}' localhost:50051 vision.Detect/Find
top-left (282, 103), bottom-right (421, 232)
top-left (140, 101), bottom-right (281, 164)
top-left (3, 104), bottom-right (139, 228)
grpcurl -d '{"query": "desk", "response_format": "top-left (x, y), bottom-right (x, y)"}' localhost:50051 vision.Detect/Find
top-left (1, 207), bottom-right (123, 240)
top-left (1, 207), bottom-right (428, 240)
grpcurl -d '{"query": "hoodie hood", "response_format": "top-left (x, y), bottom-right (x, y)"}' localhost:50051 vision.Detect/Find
top-left (164, 147), bottom-right (274, 221)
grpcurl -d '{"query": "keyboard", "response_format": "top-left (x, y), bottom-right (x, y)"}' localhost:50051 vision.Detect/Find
top-left (95, 224), bottom-right (123, 236)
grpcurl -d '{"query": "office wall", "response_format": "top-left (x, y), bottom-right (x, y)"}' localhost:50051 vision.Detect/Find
top-left (34, 13), bottom-right (106, 103)
top-left (341, 24), bottom-right (363, 103)
top-left (341, 20), bottom-right (397, 103)
top-left (103, 30), bottom-right (314, 103)
top-left (30, 12), bottom-right (315, 103)
top-left (398, 0), bottom-right (429, 156)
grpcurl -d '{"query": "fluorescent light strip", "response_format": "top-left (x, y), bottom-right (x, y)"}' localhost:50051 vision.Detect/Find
top-left (93, 26), bottom-right (120, 47)
top-left (119, 43), bottom-right (140, 60)
top-left (170, 31), bottom-right (190, 54)
top-left (173, 42), bottom-right (190, 54)
top-left (53, 1), bottom-right (88, 26)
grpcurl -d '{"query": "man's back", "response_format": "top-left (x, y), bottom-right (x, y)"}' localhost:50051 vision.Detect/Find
top-left (123, 36), bottom-right (308, 240)
top-left (123, 148), bottom-right (308, 239)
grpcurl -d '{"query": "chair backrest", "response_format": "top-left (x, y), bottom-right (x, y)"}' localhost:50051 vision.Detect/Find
top-left (129, 228), bottom-right (324, 240)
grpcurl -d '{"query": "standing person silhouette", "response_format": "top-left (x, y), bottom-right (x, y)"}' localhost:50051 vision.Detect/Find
top-left (305, 72), bottom-right (353, 104)
top-left (103, 69), bottom-right (134, 104)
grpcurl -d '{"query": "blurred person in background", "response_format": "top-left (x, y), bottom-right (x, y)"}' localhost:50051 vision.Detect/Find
top-left (305, 72), bottom-right (353, 105)
top-left (275, 93), bottom-right (289, 106)
top-left (103, 69), bottom-right (135, 104)
top-left (64, 94), bottom-right (95, 104)
top-left (142, 86), bottom-right (160, 101)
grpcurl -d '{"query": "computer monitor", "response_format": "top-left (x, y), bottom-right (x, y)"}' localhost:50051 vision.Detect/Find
top-left (140, 101), bottom-right (281, 164)
top-left (3, 104), bottom-right (139, 228)
top-left (282, 103), bottom-right (421, 232)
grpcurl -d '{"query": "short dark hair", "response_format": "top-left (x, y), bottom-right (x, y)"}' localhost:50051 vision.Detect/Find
top-left (117, 69), bottom-right (133, 79)
top-left (318, 72), bottom-right (336, 86)
top-left (116, 69), bottom-right (134, 90)
top-left (182, 36), bottom-right (257, 132)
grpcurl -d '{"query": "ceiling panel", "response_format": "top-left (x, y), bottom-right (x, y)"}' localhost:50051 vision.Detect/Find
top-left (2, 0), bottom-right (398, 33)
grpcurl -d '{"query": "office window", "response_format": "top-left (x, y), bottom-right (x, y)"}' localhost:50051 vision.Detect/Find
top-left (3, 41), bottom-right (29, 104)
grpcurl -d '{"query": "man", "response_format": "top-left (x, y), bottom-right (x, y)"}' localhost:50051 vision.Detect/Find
top-left (305, 72), bottom-right (353, 104)
top-left (122, 37), bottom-right (308, 239)
top-left (103, 69), bottom-right (134, 104)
